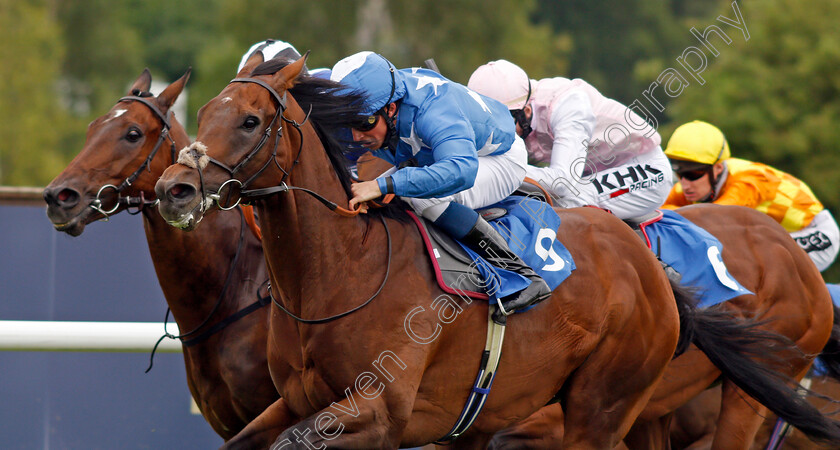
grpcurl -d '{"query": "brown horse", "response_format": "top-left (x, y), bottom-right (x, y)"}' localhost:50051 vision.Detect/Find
top-left (488, 204), bottom-right (839, 449)
top-left (671, 375), bottom-right (840, 449)
top-left (669, 310), bottom-right (840, 450)
top-left (154, 54), bottom-right (840, 448)
top-left (43, 69), bottom-right (277, 440)
top-left (153, 53), bottom-right (685, 449)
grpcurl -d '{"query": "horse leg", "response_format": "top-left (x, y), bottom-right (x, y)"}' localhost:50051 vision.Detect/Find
top-left (271, 388), bottom-right (416, 449)
top-left (221, 398), bottom-right (300, 449)
top-left (486, 403), bottom-right (566, 449)
top-left (560, 325), bottom-right (677, 449)
top-left (622, 414), bottom-right (673, 450)
top-left (708, 379), bottom-right (766, 450)
top-left (667, 386), bottom-right (722, 449)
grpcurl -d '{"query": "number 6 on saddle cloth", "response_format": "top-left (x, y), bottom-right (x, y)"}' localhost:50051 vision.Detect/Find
top-left (638, 209), bottom-right (752, 308)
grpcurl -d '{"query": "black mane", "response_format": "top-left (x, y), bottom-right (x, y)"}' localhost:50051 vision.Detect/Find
top-left (251, 58), bottom-right (410, 222)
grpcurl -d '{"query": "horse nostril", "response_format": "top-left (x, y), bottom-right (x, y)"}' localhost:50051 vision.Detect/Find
top-left (45, 187), bottom-right (80, 208)
top-left (168, 183), bottom-right (196, 201)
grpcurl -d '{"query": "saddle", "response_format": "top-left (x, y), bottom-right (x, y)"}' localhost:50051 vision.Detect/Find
top-left (511, 177), bottom-right (554, 206)
top-left (622, 210), bottom-right (682, 283)
top-left (408, 212), bottom-right (489, 301)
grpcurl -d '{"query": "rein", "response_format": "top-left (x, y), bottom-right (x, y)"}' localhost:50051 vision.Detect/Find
top-left (187, 77), bottom-right (364, 216)
top-left (268, 215), bottom-right (392, 324)
top-left (192, 76), bottom-right (388, 324)
top-left (90, 95), bottom-right (177, 220)
top-left (145, 203), bottom-right (269, 372)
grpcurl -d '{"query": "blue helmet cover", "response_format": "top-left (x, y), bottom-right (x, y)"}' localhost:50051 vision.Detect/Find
top-left (331, 51), bottom-right (407, 115)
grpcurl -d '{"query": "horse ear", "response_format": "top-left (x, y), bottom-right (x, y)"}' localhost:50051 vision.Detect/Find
top-left (273, 51), bottom-right (309, 91)
top-left (157, 68), bottom-right (191, 112)
top-left (238, 51), bottom-right (264, 76)
top-left (129, 68), bottom-right (153, 95)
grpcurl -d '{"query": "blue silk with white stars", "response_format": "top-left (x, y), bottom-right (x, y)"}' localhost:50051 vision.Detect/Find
top-left (372, 68), bottom-right (517, 199)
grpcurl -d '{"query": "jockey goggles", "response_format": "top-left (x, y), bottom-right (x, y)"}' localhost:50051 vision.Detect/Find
top-left (355, 114), bottom-right (380, 131)
top-left (353, 56), bottom-right (396, 133)
top-left (671, 159), bottom-right (713, 181)
top-left (677, 168), bottom-right (709, 181)
top-left (509, 73), bottom-right (533, 139)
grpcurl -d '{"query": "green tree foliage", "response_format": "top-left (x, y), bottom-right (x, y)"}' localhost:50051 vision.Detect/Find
top-left (122, 0), bottom-right (219, 82)
top-left (663, 0), bottom-right (840, 280)
top-left (386, 0), bottom-right (569, 83)
top-left (0, 0), bottom-right (73, 185)
top-left (188, 0), bottom-right (567, 133)
top-left (665, 0), bottom-right (840, 209)
top-left (533, 0), bottom-right (722, 102)
top-left (56, 0), bottom-right (144, 115)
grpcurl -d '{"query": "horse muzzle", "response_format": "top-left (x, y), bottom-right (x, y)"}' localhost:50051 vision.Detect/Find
top-left (154, 178), bottom-right (211, 230)
top-left (43, 185), bottom-right (96, 236)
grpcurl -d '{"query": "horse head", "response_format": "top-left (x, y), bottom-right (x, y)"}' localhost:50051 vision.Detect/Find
top-left (44, 68), bottom-right (191, 236)
top-left (155, 52), bottom-right (310, 230)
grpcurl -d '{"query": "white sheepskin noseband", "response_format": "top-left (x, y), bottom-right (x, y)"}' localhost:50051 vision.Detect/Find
top-left (177, 142), bottom-right (210, 170)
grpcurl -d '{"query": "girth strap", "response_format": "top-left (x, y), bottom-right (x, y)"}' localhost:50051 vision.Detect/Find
top-left (434, 305), bottom-right (507, 443)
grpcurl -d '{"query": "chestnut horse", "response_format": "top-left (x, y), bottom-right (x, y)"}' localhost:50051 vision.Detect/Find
top-left (670, 375), bottom-right (840, 450)
top-left (43, 69), bottom-right (277, 440)
top-left (358, 140), bottom-right (840, 449)
top-left (488, 204), bottom-right (840, 449)
top-left (669, 309), bottom-right (840, 450)
top-left (155, 55), bottom-right (840, 448)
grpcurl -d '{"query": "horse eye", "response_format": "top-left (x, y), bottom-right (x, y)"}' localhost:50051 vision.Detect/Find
top-left (126, 128), bottom-right (142, 143)
top-left (242, 116), bottom-right (260, 130)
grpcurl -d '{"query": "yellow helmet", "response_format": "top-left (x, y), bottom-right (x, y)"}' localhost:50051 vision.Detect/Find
top-left (665, 120), bottom-right (731, 165)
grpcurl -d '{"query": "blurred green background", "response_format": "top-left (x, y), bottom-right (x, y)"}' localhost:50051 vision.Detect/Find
top-left (3, 0), bottom-right (839, 279)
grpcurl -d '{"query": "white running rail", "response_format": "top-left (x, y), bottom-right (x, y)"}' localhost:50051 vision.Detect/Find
top-left (0, 320), bottom-right (182, 352)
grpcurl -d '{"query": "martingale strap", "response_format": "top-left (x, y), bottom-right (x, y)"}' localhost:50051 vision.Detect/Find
top-left (434, 306), bottom-right (507, 444)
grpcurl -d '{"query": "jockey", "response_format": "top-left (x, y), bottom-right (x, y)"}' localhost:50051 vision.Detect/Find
top-left (330, 51), bottom-right (551, 316)
top-left (467, 60), bottom-right (673, 220)
top-left (662, 120), bottom-right (840, 272)
top-left (237, 41), bottom-right (366, 168)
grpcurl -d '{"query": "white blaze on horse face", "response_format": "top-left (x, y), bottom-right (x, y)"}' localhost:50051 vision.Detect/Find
top-left (221, 97), bottom-right (233, 104)
top-left (107, 109), bottom-right (128, 122)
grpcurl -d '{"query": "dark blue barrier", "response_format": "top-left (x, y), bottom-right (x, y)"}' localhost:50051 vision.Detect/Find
top-left (0, 204), bottom-right (221, 449)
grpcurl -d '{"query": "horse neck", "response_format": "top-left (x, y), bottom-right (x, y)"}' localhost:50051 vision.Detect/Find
top-left (141, 209), bottom-right (258, 333)
top-left (255, 123), bottom-right (385, 317)
top-left (142, 119), bottom-right (254, 331)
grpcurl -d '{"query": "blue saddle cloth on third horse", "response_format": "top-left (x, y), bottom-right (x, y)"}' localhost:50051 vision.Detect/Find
top-left (644, 210), bottom-right (753, 308)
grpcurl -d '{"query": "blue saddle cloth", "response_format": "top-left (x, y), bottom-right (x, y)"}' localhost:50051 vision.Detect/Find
top-left (645, 210), bottom-right (753, 308)
top-left (802, 284), bottom-right (840, 376)
top-left (826, 283), bottom-right (840, 308)
top-left (455, 196), bottom-right (575, 303)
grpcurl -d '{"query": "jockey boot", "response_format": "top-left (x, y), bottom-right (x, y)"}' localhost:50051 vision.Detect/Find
top-left (461, 216), bottom-right (552, 318)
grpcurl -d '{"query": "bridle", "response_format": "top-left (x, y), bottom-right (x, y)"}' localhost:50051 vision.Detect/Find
top-left (191, 77), bottom-right (308, 213)
top-left (89, 94), bottom-right (177, 220)
top-left (185, 75), bottom-right (391, 324)
top-left (189, 76), bottom-right (367, 218)
top-left (146, 206), bottom-right (272, 372)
